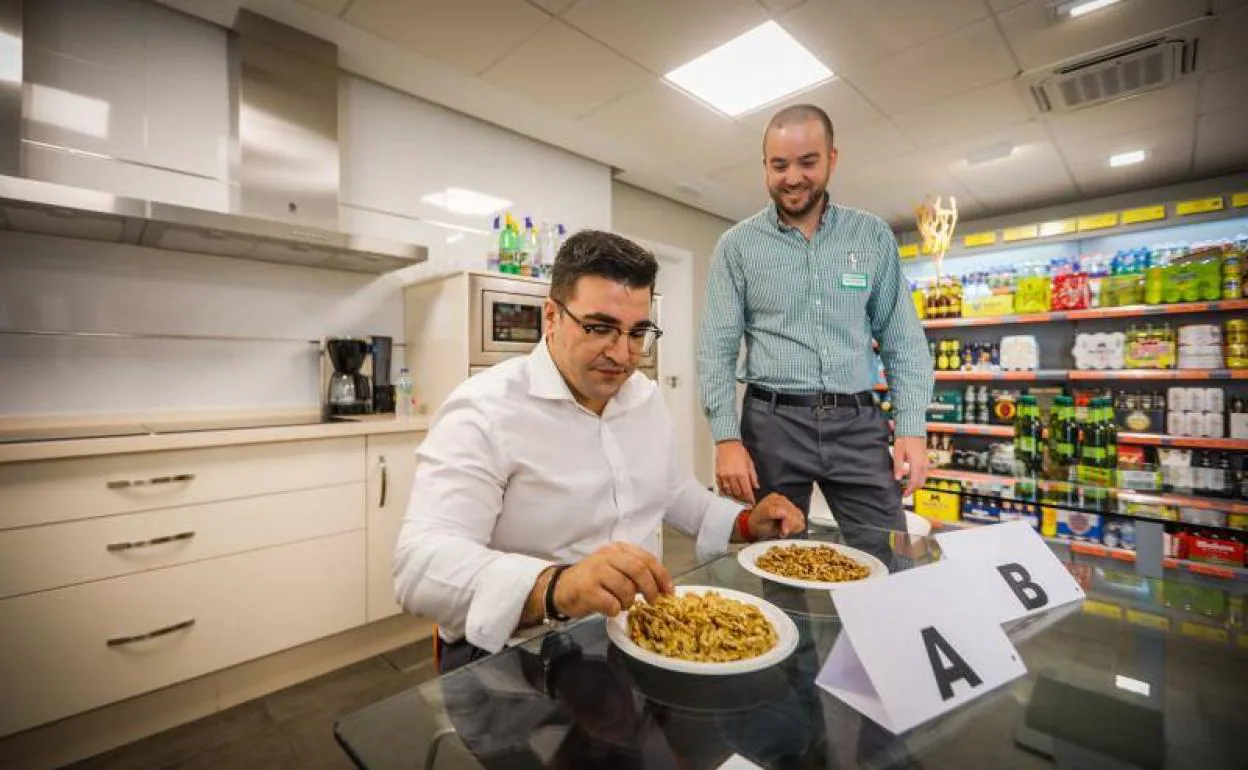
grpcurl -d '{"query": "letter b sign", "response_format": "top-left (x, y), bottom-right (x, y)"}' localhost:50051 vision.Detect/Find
top-left (997, 563), bottom-right (1049, 611)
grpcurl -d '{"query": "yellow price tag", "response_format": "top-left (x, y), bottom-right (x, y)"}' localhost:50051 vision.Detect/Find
top-left (1121, 205), bottom-right (1166, 225)
top-left (898, 243), bottom-right (919, 259)
top-left (1082, 600), bottom-right (1122, 620)
top-left (1038, 219), bottom-right (1077, 237)
top-left (1126, 609), bottom-right (1169, 632)
top-left (1232, 192), bottom-right (1248, 208)
top-left (1003, 224), bottom-right (1038, 242)
top-left (1077, 212), bottom-right (1119, 231)
top-left (1180, 622), bottom-right (1228, 644)
top-left (963, 231), bottom-right (997, 248)
top-left (1175, 197), bottom-right (1224, 216)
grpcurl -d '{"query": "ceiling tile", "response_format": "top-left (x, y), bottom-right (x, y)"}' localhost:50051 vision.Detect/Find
top-left (563, 0), bottom-right (768, 75)
top-left (997, 0), bottom-right (1210, 71)
top-left (1061, 119), bottom-right (1196, 197)
top-left (988, 0), bottom-right (1030, 11)
top-left (1198, 63), bottom-right (1248, 115)
top-left (894, 79), bottom-right (1033, 148)
top-left (528, 0), bottom-right (578, 14)
top-left (948, 137), bottom-right (1078, 214)
top-left (581, 82), bottom-right (761, 175)
top-left (760, 0), bottom-right (808, 11)
top-left (735, 78), bottom-right (886, 134)
top-left (1207, 2), bottom-right (1248, 70)
top-left (1194, 106), bottom-right (1248, 176)
top-left (842, 19), bottom-right (1017, 114)
top-left (779, 0), bottom-right (989, 79)
top-left (480, 21), bottom-right (652, 118)
top-left (293, 0), bottom-right (352, 15)
top-left (713, 160), bottom-right (766, 196)
top-left (1045, 80), bottom-right (1199, 145)
top-left (343, 0), bottom-right (550, 75)
top-left (832, 118), bottom-right (916, 174)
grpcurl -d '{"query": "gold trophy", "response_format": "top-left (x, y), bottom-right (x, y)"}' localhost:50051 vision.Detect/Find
top-left (915, 195), bottom-right (958, 278)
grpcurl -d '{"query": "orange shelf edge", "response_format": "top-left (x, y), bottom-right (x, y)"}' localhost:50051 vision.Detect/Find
top-left (921, 299), bottom-right (1248, 330)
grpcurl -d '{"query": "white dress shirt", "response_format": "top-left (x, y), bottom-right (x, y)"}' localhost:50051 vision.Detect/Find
top-left (393, 340), bottom-right (742, 653)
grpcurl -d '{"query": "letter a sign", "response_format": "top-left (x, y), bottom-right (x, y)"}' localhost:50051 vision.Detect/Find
top-left (816, 560), bottom-right (1027, 734)
top-left (934, 519), bottom-right (1085, 625)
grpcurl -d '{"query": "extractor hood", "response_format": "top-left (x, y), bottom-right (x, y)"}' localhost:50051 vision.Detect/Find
top-left (0, 2), bottom-right (427, 274)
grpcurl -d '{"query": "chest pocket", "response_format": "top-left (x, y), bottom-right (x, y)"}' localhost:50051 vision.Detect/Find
top-left (826, 248), bottom-right (880, 310)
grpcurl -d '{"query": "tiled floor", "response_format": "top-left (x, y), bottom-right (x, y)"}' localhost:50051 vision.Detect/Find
top-left (67, 527), bottom-right (701, 770)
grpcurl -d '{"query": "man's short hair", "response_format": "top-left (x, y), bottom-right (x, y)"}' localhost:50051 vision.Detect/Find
top-left (549, 230), bottom-right (658, 302)
top-left (764, 104), bottom-right (835, 151)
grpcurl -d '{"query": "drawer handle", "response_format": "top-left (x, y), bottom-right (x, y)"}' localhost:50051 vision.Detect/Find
top-left (106, 531), bottom-right (196, 552)
top-left (106, 618), bottom-right (196, 648)
top-left (107, 473), bottom-right (195, 490)
top-left (378, 455), bottom-right (388, 508)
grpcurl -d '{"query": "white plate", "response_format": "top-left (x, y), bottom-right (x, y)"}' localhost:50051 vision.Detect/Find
top-left (605, 586), bottom-right (798, 676)
top-left (737, 540), bottom-right (889, 591)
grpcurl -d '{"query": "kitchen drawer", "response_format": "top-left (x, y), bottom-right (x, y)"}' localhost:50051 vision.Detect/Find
top-left (0, 482), bottom-right (365, 600)
top-left (0, 437), bottom-right (364, 530)
top-left (0, 531), bottom-right (365, 738)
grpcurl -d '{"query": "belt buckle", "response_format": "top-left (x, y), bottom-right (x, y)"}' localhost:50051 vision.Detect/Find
top-left (819, 392), bottom-right (837, 409)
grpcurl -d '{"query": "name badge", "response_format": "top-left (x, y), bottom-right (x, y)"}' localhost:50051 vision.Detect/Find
top-left (841, 272), bottom-right (868, 290)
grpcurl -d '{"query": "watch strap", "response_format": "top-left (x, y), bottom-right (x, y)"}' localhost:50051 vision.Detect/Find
top-left (543, 564), bottom-right (572, 623)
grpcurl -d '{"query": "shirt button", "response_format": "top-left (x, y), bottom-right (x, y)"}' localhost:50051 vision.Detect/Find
top-left (822, 348), bottom-right (828, 354)
top-left (815, 299), bottom-right (822, 306)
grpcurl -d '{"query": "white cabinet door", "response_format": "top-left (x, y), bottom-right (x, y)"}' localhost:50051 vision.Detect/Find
top-left (365, 432), bottom-right (424, 621)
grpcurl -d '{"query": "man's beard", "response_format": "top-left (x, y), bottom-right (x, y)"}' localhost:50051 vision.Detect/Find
top-left (771, 184), bottom-right (827, 219)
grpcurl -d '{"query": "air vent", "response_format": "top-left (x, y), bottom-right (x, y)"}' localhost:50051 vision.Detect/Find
top-left (1021, 16), bottom-right (1210, 114)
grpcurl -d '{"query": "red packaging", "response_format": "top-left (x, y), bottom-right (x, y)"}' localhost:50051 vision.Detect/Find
top-left (1052, 273), bottom-right (1091, 310)
top-left (1181, 533), bottom-right (1246, 566)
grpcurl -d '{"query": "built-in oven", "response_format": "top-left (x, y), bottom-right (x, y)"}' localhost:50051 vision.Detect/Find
top-left (468, 272), bottom-right (659, 374)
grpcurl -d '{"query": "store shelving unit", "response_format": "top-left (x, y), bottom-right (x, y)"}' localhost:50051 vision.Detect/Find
top-left (925, 369), bottom-right (1248, 382)
top-left (926, 421), bottom-right (1247, 451)
top-left (922, 298), bottom-right (1248, 330)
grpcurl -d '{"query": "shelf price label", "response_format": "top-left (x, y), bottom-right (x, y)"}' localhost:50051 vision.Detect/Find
top-left (1126, 609), bottom-right (1169, 631)
top-left (1038, 219), bottom-right (1077, 237)
top-left (899, 243), bottom-right (919, 259)
top-left (1121, 205), bottom-right (1166, 225)
top-left (1003, 224), bottom-right (1038, 242)
top-left (1175, 197), bottom-right (1224, 216)
top-left (963, 231), bottom-right (997, 248)
top-left (1232, 192), bottom-right (1248, 208)
top-left (1077, 212), bottom-right (1119, 231)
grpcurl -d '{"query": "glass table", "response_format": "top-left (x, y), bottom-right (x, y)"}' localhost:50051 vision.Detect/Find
top-left (335, 526), bottom-right (1248, 769)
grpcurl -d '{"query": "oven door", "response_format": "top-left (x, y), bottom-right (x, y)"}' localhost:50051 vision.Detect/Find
top-left (470, 274), bottom-right (549, 366)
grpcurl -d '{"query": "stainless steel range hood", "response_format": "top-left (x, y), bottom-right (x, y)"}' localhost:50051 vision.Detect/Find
top-left (0, 2), bottom-right (427, 274)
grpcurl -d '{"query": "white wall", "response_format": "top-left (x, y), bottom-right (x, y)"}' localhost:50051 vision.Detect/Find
top-left (611, 182), bottom-right (736, 486)
top-left (0, 1), bottom-right (612, 420)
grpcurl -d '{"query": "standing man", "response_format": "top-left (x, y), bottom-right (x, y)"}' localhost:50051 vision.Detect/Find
top-left (698, 104), bottom-right (933, 561)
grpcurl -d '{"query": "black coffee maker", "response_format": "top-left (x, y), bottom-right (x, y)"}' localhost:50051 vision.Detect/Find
top-left (325, 338), bottom-right (371, 415)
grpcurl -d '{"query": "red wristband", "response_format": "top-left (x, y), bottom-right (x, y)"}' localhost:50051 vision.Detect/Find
top-left (736, 509), bottom-right (754, 543)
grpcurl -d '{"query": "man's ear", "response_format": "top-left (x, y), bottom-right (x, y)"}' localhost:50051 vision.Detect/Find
top-left (543, 297), bottom-right (559, 339)
top-left (827, 147), bottom-right (839, 174)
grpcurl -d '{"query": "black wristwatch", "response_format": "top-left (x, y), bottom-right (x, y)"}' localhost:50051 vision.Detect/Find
top-left (543, 565), bottom-right (572, 624)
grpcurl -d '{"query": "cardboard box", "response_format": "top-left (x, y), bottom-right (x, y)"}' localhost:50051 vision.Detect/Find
top-left (914, 485), bottom-right (961, 522)
top-left (1055, 510), bottom-right (1104, 543)
top-left (963, 294), bottom-right (1015, 318)
top-left (1181, 534), bottom-right (1246, 567)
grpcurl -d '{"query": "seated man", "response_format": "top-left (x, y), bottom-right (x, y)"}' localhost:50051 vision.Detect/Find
top-left (394, 230), bottom-right (804, 672)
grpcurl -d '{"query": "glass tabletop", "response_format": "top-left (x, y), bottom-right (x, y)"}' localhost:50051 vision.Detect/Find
top-left (335, 527), bottom-right (1248, 770)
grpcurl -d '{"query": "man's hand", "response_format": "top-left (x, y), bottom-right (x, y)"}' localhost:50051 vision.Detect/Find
top-left (552, 543), bottom-right (674, 619)
top-left (715, 440), bottom-right (758, 505)
top-left (893, 435), bottom-right (929, 497)
top-left (747, 492), bottom-right (805, 540)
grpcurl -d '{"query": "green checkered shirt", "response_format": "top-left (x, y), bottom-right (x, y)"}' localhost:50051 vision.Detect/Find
top-left (698, 201), bottom-right (933, 441)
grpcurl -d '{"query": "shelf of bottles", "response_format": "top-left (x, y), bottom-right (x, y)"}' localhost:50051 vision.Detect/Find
top-left (900, 217), bottom-right (1248, 573)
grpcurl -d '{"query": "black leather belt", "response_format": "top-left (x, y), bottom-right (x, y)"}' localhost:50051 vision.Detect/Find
top-left (747, 385), bottom-right (875, 409)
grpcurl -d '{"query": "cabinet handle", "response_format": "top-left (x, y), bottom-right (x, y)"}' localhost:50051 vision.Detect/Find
top-left (107, 473), bottom-right (195, 490)
top-left (106, 618), bottom-right (196, 648)
top-left (107, 531), bottom-right (196, 552)
top-left (378, 455), bottom-right (388, 508)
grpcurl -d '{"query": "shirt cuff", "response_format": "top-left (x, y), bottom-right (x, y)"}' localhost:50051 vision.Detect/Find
top-left (709, 413), bottom-right (741, 443)
top-left (465, 553), bottom-right (554, 653)
top-left (695, 495), bottom-right (745, 563)
top-left (893, 410), bottom-right (927, 438)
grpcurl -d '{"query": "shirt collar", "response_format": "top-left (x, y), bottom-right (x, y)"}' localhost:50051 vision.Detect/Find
top-left (527, 339), bottom-right (645, 413)
top-left (766, 191), bottom-right (835, 232)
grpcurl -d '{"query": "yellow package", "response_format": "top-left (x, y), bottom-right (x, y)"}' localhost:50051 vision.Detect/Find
top-left (1014, 276), bottom-right (1051, 313)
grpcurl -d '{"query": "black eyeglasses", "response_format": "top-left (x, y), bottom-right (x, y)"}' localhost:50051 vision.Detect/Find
top-left (553, 299), bottom-right (663, 355)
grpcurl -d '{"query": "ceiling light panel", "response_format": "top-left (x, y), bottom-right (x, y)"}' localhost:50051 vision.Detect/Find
top-left (1053, 0), bottom-right (1124, 19)
top-left (1109, 149), bottom-right (1146, 166)
top-left (664, 21), bottom-right (833, 118)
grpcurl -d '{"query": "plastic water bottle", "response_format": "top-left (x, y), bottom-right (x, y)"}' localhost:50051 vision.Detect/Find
top-left (395, 368), bottom-right (413, 417)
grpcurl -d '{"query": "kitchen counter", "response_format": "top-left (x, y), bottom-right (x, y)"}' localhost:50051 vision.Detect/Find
top-left (0, 414), bottom-right (430, 464)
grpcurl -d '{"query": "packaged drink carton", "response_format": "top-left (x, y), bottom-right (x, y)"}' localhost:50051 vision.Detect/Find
top-left (1181, 533), bottom-right (1246, 566)
top-left (1051, 273), bottom-right (1091, 310)
top-left (1053, 510), bottom-right (1104, 543)
top-left (1014, 275), bottom-right (1051, 313)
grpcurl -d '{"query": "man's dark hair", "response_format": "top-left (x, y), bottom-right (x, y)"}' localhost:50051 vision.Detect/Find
top-left (549, 230), bottom-right (657, 302)
top-left (764, 104), bottom-right (835, 151)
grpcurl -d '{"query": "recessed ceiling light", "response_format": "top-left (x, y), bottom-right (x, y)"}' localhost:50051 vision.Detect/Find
top-left (1053, 0), bottom-right (1123, 19)
top-left (1109, 149), bottom-right (1146, 167)
top-left (1115, 675), bottom-right (1150, 697)
top-left (419, 187), bottom-right (512, 217)
top-left (664, 21), bottom-right (833, 118)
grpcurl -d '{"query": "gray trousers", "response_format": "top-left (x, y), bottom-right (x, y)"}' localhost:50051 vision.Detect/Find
top-left (741, 389), bottom-right (905, 565)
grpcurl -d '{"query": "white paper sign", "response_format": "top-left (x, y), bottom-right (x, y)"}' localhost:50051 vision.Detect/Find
top-left (934, 520), bottom-right (1085, 625)
top-left (816, 560), bottom-right (1027, 735)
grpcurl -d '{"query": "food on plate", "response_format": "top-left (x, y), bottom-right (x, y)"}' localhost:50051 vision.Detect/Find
top-left (755, 544), bottom-right (870, 583)
top-left (627, 591), bottom-right (777, 663)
